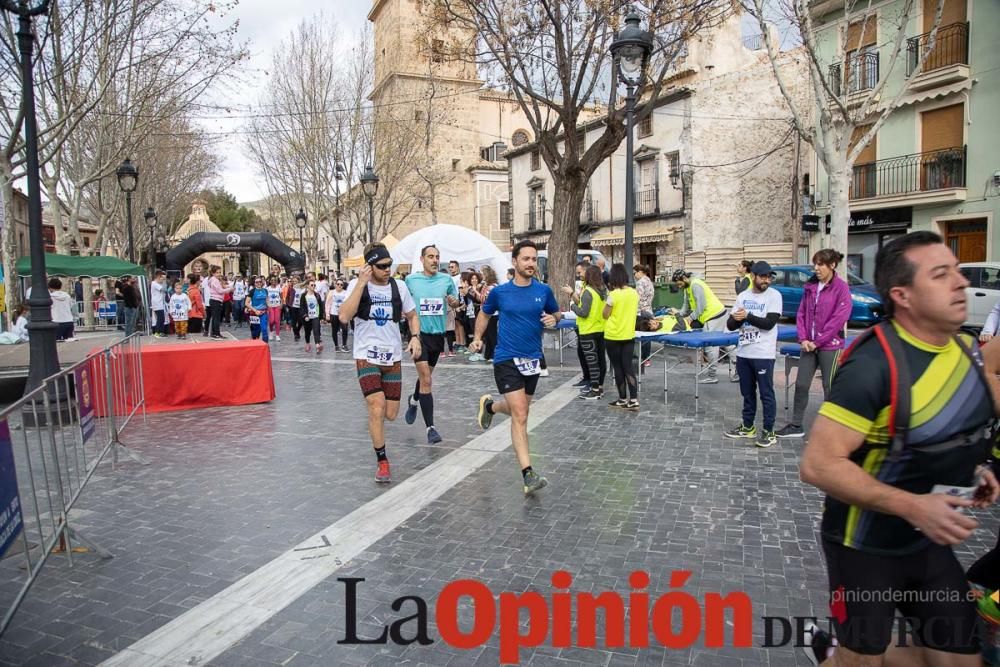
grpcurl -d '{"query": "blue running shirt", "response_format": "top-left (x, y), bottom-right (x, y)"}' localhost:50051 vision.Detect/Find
top-left (482, 279), bottom-right (559, 363)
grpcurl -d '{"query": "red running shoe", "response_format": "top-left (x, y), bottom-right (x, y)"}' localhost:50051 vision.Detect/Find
top-left (375, 460), bottom-right (391, 483)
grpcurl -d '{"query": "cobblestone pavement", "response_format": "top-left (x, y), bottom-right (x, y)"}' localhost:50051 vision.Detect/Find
top-left (0, 329), bottom-right (997, 666)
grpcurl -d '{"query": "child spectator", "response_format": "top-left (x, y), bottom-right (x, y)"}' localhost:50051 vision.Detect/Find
top-left (169, 282), bottom-right (192, 339)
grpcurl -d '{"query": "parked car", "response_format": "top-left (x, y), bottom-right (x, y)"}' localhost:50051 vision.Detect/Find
top-left (959, 262), bottom-right (1000, 330)
top-left (769, 265), bottom-right (883, 325)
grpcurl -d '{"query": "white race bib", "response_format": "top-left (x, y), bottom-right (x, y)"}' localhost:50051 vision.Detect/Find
top-left (267, 290), bottom-right (281, 307)
top-left (513, 357), bottom-right (541, 376)
top-left (307, 300), bottom-right (319, 318)
top-left (420, 298), bottom-right (445, 317)
top-left (738, 328), bottom-right (760, 346)
top-left (248, 315), bottom-right (260, 325)
top-left (366, 345), bottom-right (393, 366)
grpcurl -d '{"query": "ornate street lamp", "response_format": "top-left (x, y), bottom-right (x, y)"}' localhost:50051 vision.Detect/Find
top-left (609, 7), bottom-right (653, 273)
top-left (2, 0), bottom-right (60, 397)
top-left (295, 207), bottom-right (308, 259)
top-left (144, 206), bottom-right (157, 273)
top-left (116, 158), bottom-right (139, 263)
top-left (360, 164), bottom-right (379, 244)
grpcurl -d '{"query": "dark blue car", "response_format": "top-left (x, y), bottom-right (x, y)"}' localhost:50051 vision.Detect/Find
top-left (769, 265), bottom-right (883, 324)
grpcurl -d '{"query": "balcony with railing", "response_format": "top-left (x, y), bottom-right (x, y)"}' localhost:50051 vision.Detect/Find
top-left (828, 52), bottom-right (879, 98)
top-left (848, 146), bottom-right (967, 205)
top-left (906, 22), bottom-right (969, 90)
top-left (635, 188), bottom-right (659, 217)
top-left (524, 209), bottom-right (545, 232)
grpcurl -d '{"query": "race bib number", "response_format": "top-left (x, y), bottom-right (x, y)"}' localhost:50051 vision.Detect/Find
top-left (513, 357), bottom-right (541, 376)
top-left (420, 298), bottom-right (445, 316)
top-left (248, 315), bottom-right (260, 325)
top-left (738, 328), bottom-right (760, 346)
top-left (366, 345), bottom-right (393, 366)
top-left (307, 301), bottom-right (319, 318)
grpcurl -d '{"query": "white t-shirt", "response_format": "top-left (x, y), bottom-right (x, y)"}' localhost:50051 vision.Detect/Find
top-left (327, 290), bottom-right (347, 317)
top-left (344, 278), bottom-right (415, 364)
top-left (233, 280), bottom-right (247, 300)
top-left (304, 294), bottom-right (321, 320)
top-left (168, 293), bottom-right (191, 321)
top-left (733, 287), bottom-right (783, 359)
top-left (315, 280), bottom-right (330, 300)
top-left (266, 287), bottom-right (282, 308)
top-left (292, 286), bottom-right (306, 307)
top-left (150, 281), bottom-right (167, 310)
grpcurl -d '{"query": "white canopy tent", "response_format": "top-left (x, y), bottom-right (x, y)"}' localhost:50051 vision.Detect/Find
top-left (390, 225), bottom-right (509, 281)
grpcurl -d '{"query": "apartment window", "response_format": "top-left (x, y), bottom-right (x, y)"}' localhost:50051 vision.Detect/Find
top-left (844, 16), bottom-right (878, 93)
top-left (530, 149), bottom-right (540, 171)
top-left (637, 113), bottom-right (653, 138)
top-left (499, 201), bottom-right (510, 230)
top-left (83, 237), bottom-right (90, 247)
top-left (849, 124), bottom-right (877, 199)
top-left (431, 39), bottom-right (444, 63)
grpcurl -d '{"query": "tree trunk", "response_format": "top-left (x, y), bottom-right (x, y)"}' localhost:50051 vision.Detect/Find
top-left (827, 166), bottom-right (852, 277)
top-left (547, 177), bottom-right (587, 308)
top-left (1, 159), bottom-right (19, 322)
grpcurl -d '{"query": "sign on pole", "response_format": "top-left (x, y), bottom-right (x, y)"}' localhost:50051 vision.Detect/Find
top-left (75, 366), bottom-right (95, 444)
top-left (0, 420), bottom-right (24, 559)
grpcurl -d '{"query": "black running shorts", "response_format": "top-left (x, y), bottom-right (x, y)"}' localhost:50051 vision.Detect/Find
top-left (415, 332), bottom-right (446, 367)
top-left (822, 539), bottom-right (981, 655)
top-left (493, 359), bottom-right (540, 396)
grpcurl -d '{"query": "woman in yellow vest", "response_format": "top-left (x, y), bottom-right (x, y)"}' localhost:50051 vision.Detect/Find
top-left (602, 263), bottom-right (640, 411)
top-left (568, 265), bottom-right (608, 400)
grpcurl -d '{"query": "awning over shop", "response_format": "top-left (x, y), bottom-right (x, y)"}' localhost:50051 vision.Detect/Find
top-left (590, 226), bottom-right (678, 247)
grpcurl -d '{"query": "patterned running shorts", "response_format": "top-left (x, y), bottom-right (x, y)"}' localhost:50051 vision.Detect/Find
top-left (355, 359), bottom-right (403, 401)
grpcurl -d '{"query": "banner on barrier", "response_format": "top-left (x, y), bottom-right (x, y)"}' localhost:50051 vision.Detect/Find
top-left (0, 420), bottom-right (23, 558)
top-left (75, 366), bottom-right (96, 444)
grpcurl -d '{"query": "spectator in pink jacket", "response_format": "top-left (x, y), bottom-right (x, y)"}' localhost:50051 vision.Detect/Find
top-left (776, 249), bottom-right (853, 439)
top-left (205, 266), bottom-right (233, 339)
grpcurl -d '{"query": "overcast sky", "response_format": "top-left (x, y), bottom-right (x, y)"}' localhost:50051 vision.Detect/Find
top-left (204, 0), bottom-right (369, 204)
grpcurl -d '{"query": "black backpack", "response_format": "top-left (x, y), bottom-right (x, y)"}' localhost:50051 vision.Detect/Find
top-left (840, 320), bottom-right (991, 461)
top-left (357, 279), bottom-right (403, 323)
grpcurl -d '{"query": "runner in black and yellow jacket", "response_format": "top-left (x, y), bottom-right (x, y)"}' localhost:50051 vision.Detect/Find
top-left (799, 232), bottom-right (1000, 666)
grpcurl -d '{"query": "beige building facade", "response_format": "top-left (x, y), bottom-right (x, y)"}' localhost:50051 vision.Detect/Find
top-left (507, 14), bottom-right (811, 283)
top-left (368, 0), bottom-right (536, 249)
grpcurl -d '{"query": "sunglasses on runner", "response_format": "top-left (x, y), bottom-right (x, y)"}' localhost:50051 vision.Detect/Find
top-left (373, 262), bottom-right (393, 270)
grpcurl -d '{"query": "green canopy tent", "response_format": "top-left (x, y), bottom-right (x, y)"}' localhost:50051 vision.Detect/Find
top-left (15, 253), bottom-right (144, 277)
top-left (15, 253), bottom-right (150, 334)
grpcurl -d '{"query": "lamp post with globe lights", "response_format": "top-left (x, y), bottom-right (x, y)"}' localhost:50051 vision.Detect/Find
top-left (116, 158), bottom-right (139, 263)
top-left (3, 0), bottom-right (60, 396)
top-left (360, 165), bottom-right (379, 244)
top-left (609, 7), bottom-right (653, 276)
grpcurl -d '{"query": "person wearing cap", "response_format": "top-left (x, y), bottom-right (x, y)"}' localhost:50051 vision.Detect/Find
top-left (724, 260), bottom-right (783, 448)
top-left (339, 243), bottom-right (422, 484)
top-left (670, 268), bottom-right (728, 383)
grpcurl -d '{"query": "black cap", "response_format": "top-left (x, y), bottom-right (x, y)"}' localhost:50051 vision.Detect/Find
top-left (750, 261), bottom-right (774, 276)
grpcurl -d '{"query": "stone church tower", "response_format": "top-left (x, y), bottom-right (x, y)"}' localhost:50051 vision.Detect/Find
top-left (368, 0), bottom-right (532, 249)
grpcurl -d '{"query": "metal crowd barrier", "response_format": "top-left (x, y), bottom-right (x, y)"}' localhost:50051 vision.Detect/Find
top-left (0, 333), bottom-right (149, 637)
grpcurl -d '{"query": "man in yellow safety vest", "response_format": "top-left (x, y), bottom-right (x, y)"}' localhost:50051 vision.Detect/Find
top-left (670, 269), bottom-right (728, 383)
